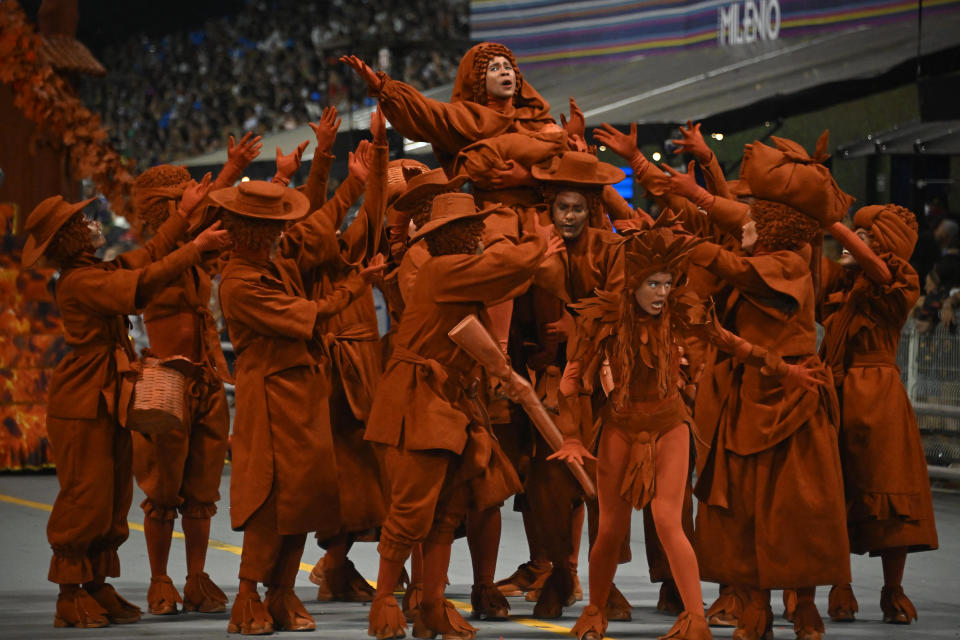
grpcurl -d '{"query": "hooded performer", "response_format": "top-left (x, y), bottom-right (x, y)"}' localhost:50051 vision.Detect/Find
top-left (819, 205), bottom-right (938, 624)
top-left (652, 132), bottom-right (853, 640)
top-left (23, 184), bottom-right (228, 629)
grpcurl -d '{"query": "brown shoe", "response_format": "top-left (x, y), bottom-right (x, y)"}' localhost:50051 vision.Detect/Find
top-left (85, 583), bottom-right (141, 624)
top-left (415, 599), bottom-right (477, 640)
top-left (657, 580), bottom-right (684, 615)
top-left (403, 582), bottom-right (423, 622)
top-left (369, 593), bottom-right (408, 639)
top-left (532, 567), bottom-right (574, 619)
top-left (571, 604), bottom-right (607, 640)
top-left (315, 557), bottom-right (376, 602)
top-left (659, 611), bottom-right (713, 640)
top-left (54, 589), bottom-right (109, 628)
top-left (606, 583), bottom-right (632, 621)
top-left (147, 575), bottom-right (182, 615)
top-left (227, 591), bottom-right (274, 635)
top-left (495, 560), bottom-right (551, 597)
top-left (880, 585), bottom-right (918, 624)
top-left (827, 583), bottom-right (858, 622)
top-left (707, 586), bottom-right (744, 627)
top-left (782, 588), bottom-right (797, 622)
top-left (264, 586), bottom-right (315, 631)
top-left (183, 571), bottom-right (228, 613)
top-left (792, 599), bottom-right (824, 640)
top-left (731, 593), bottom-right (772, 640)
top-left (470, 583), bottom-right (509, 620)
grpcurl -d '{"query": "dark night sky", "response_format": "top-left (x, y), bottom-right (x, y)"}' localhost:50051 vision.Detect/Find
top-left (19, 0), bottom-right (241, 56)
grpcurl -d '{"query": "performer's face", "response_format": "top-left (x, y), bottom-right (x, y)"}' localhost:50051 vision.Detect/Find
top-left (551, 190), bottom-right (589, 240)
top-left (634, 271), bottom-right (673, 316)
top-left (740, 217), bottom-right (757, 253)
top-left (840, 227), bottom-right (872, 268)
top-left (86, 217), bottom-right (106, 250)
top-left (485, 55), bottom-right (516, 100)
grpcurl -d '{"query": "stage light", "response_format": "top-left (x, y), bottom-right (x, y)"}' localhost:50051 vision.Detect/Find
top-left (241, 176), bottom-right (251, 182)
top-left (711, 133), bottom-right (724, 141)
top-left (599, 145), bottom-right (607, 152)
top-left (651, 152), bottom-right (662, 162)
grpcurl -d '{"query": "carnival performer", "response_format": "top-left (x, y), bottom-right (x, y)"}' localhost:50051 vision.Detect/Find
top-left (652, 132), bottom-right (853, 640)
top-left (819, 205), bottom-right (938, 624)
top-left (214, 143), bottom-right (384, 634)
top-left (363, 191), bottom-right (552, 640)
top-left (129, 131), bottom-right (261, 617)
top-left (22, 183), bottom-right (229, 628)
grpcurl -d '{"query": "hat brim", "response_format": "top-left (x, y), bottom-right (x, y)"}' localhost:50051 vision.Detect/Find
top-left (530, 164), bottom-right (626, 186)
top-left (393, 175), bottom-right (469, 212)
top-left (407, 203), bottom-right (499, 243)
top-left (209, 186), bottom-right (309, 221)
top-left (21, 196), bottom-right (97, 267)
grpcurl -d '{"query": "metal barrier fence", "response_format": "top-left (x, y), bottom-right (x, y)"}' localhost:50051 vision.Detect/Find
top-left (895, 321), bottom-right (960, 474)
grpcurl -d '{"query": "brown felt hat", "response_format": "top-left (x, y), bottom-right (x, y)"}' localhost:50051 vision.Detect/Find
top-left (209, 180), bottom-right (309, 221)
top-left (22, 195), bottom-right (97, 267)
top-left (407, 192), bottom-right (496, 243)
top-left (392, 168), bottom-right (469, 212)
top-left (531, 151), bottom-right (625, 186)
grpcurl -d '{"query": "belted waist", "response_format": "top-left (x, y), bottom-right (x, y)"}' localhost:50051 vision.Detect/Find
top-left (848, 351), bottom-right (898, 369)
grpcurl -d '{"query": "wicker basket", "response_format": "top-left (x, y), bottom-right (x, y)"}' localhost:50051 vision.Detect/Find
top-left (127, 357), bottom-right (196, 435)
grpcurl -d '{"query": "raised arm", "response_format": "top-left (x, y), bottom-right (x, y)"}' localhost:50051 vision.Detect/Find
top-left (302, 106), bottom-right (341, 209)
top-left (212, 132), bottom-right (262, 190)
top-left (826, 221), bottom-right (892, 284)
top-left (339, 108), bottom-right (389, 265)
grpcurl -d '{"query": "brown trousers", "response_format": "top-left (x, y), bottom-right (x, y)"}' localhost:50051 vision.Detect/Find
top-left (132, 373), bottom-right (229, 521)
top-left (47, 400), bottom-right (132, 584)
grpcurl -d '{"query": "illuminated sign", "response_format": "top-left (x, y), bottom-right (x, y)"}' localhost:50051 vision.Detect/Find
top-left (718, 0), bottom-right (781, 46)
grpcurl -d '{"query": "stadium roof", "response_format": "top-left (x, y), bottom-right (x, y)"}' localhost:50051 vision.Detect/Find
top-left (182, 14), bottom-right (960, 167)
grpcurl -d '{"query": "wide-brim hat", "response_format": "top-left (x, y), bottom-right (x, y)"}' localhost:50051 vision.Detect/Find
top-left (392, 168), bottom-right (469, 212)
top-left (22, 195), bottom-right (96, 267)
top-left (531, 151), bottom-right (625, 187)
top-left (209, 180), bottom-right (308, 221)
top-left (408, 192), bottom-right (497, 243)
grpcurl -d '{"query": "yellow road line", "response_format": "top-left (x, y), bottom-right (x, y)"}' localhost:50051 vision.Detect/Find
top-left (0, 491), bottom-right (611, 637)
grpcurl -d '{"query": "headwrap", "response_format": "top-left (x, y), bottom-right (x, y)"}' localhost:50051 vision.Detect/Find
top-left (740, 130), bottom-right (854, 226)
top-left (852, 204), bottom-right (918, 261)
top-left (450, 42), bottom-right (552, 119)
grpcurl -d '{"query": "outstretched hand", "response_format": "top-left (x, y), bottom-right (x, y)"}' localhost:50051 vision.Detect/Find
top-left (660, 160), bottom-right (707, 203)
top-left (547, 438), bottom-right (596, 466)
top-left (308, 107), bottom-right (341, 154)
top-left (358, 253), bottom-right (388, 283)
top-left (349, 140), bottom-right (373, 183)
top-left (178, 172), bottom-right (213, 217)
top-left (339, 55), bottom-right (381, 91)
top-left (370, 105), bottom-right (388, 145)
top-left (276, 140), bottom-right (310, 179)
top-left (671, 120), bottom-right (712, 162)
top-left (560, 97), bottom-right (585, 139)
top-left (227, 132), bottom-right (263, 168)
top-left (592, 122), bottom-right (639, 161)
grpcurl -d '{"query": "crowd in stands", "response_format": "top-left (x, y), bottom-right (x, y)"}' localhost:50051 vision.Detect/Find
top-left (76, 0), bottom-right (469, 166)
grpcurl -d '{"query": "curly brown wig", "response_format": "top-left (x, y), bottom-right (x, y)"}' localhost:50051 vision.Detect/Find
top-left (222, 212), bottom-right (287, 254)
top-left (411, 190), bottom-right (464, 229)
top-left (133, 164), bottom-right (191, 237)
top-left (540, 184), bottom-right (605, 229)
top-left (46, 212), bottom-right (93, 267)
top-left (471, 43), bottom-right (524, 106)
top-left (424, 219), bottom-right (485, 257)
top-left (750, 200), bottom-right (819, 252)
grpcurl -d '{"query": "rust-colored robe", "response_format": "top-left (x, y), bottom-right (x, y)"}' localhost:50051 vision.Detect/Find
top-left (692, 240), bottom-right (850, 589)
top-left (218, 184), bottom-right (368, 539)
top-left (820, 257), bottom-right (938, 555)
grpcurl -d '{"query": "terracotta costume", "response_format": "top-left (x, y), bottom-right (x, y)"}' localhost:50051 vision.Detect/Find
top-left (214, 170), bottom-right (382, 634)
top-left (819, 205), bottom-right (938, 624)
top-left (129, 140), bottom-right (261, 616)
top-left (23, 187), bottom-right (227, 629)
top-left (364, 192), bottom-right (547, 640)
top-left (651, 134), bottom-right (853, 640)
